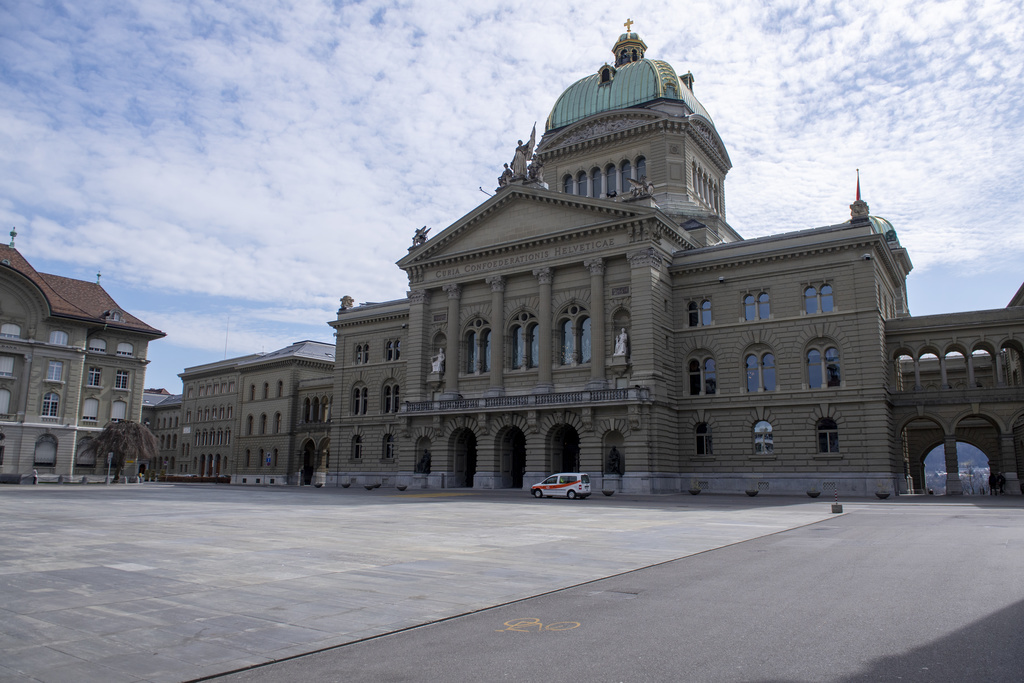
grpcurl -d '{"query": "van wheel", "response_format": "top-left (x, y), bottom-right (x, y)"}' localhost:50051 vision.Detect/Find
top-left (532, 489), bottom-right (543, 498)
top-left (567, 490), bottom-right (577, 499)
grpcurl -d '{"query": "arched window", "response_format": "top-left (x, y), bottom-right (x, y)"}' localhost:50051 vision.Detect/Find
top-left (758, 293), bottom-right (770, 319)
top-left (312, 397), bottom-right (321, 422)
top-left (808, 346), bottom-right (841, 388)
top-left (817, 418), bottom-right (839, 453)
top-left (0, 323), bottom-right (21, 338)
top-left (804, 286), bottom-right (818, 315)
top-left (511, 324), bottom-right (525, 368)
top-left (580, 317), bottom-right (591, 363)
top-left (563, 175), bottom-right (573, 194)
top-left (351, 386), bottom-right (368, 415)
top-left (382, 434), bottom-right (395, 459)
top-left (0, 388), bottom-right (12, 415)
top-left (695, 423), bottom-right (712, 456)
top-left (636, 156), bottom-right (646, 180)
top-left (590, 168), bottom-right (602, 198)
top-left (821, 284), bottom-right (834, 312)
top-left (42, 392), bottom-right (60, 417)
top-left (249, 384), bottom-right (256, 401)
top-left (753, 420), bottom-right (773, 454)
top-left (481, 330), bottom-right (491, 372)
top-left (246, 415), bottom-right (254, 435)
top-left (561, 319), bottom-right (574, 364)
top-left (744, 293), bottom-right (770, 321)
top-left (576, 171), bottom-right (587, 196)
top-left (262, 383), bottom-right (269, 399)
top-left (77, 438), bottom-right (97, 466)
top-left (88, 338), bottom-right (106, 353)
top-left (701, 300), bottom-right (712, 326)
top-left (33, 434), bottom-right (57, 466)
top-left (466, 330), bottom-right (477, 373)
top-left (745, 353), bottom-right (776, 392)
top-left (351, 435), bottom-right (362, 459)
top-left (620, 160), bottom-right (632, 192)
top-left (116, 343), bottom-right (134, 357)
top-left (744, 294), bottom-right (756, 321)
top-left (277, 380), bottom-right (283, 397)
top-left (259, 414), bottom-right (267, 435)
top-left (688, 301), bottom-right (699, 327)
top-left (605, 165), bottom-right (617, 195)
top-left (49, 330), bottom-right (69, 345)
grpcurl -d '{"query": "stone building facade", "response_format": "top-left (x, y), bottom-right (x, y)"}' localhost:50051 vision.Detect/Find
top-left (324, 29), bottom-right (1024, 496)
top-left (0, 241), bottom-right (164, 479)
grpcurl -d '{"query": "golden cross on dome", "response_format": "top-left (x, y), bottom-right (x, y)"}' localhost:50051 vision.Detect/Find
top-left (624, 18), bottom-right (634, 33)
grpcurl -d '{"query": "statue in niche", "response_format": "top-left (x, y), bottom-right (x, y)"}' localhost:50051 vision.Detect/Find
top-left (614, 328), bottom-right (629, 356)
top-left (527, 153), bottom-right (544, 183)
top-left (431, 348), bottom-right (445, 373)
top-left (498, 163), bottom-right (513, 187)
top-left (412, 226), bottom-right (430, 246)
top-left (415, 449), bottom-right (432, 474)
top-left (606, 446), bottom-right (623, 476)
top-left (510, 124), bottom-right (536, 179)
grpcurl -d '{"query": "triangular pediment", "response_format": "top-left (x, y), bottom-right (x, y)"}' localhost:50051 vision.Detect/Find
top-left (398, 186), bottom-right (652, 269)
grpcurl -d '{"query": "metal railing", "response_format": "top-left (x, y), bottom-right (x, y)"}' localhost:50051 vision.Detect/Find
top-left (401, 387), bottom-right (648, 414)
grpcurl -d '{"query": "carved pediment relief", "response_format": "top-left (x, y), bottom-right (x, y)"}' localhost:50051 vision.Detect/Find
top-left (543, 113), bottom-right (660, 151)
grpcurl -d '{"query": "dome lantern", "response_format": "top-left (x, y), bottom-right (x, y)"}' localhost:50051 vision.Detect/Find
top-left (613, 18), bottom-right (647, 67)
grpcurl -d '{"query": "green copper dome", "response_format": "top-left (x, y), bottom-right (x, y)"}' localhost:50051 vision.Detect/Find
top-left (545, 32), bottom-right (714, 132)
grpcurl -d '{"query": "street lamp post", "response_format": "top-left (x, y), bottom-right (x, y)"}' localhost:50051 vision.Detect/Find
top-left (106, 451), bottom-right (113, 484)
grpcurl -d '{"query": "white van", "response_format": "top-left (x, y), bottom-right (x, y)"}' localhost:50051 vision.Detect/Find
top-left (531, 472), bottom-right (591, 499)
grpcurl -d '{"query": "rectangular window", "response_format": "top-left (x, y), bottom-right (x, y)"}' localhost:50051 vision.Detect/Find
top-left (0, 355), bottom-right (13, 377)
top-left (115, 370), bottom-right (130, 390)
top-left (87, 367), bottom-right (102, 387)
top-left (110, 400), bottom-right (127, 421)
top-left (82, 398), bottom-right (99, 421)
top-left (47, 361), bottom-right (63, 382)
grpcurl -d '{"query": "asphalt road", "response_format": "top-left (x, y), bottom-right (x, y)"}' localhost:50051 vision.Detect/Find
top-left (212, 503), bottom-right (1024, 683)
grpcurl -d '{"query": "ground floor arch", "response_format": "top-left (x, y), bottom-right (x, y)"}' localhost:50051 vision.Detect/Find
top-left (549, 425), bottom-right (580, 473)
top-left (496, 426), bottom-right (527, 488)
top-left (451, 428), bottom-right (477, 487)
top-left (301, 439), bottom-right (316, 485)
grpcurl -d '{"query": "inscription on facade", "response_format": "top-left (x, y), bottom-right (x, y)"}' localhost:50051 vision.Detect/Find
top-left (611, 286), bottom-right (630, 296)
top-left (433, 313), bottom-right (448, 322)
top-left (433, 238), bottom-right (617, 280)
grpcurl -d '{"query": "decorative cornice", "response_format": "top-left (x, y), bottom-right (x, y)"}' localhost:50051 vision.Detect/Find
top-left (408, 289), bottom-right (430, 305)
top-left (627, 247), bottom-right (664, 270)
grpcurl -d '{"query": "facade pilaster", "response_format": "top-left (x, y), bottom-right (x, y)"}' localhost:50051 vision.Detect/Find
top-left (999, 433), bottom-right (1021, 495)
top-left (442, 284), bottom-right (461, 397)
top-left (533, 268), bottom-right (553, 393)
top-left (584, 258), bottom-right (606, 387)
top-left (486, 275), bottom-right (505, 395)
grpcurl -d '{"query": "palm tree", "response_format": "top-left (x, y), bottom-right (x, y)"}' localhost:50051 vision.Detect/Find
top-left (91, 421), bottom-right (158, 481)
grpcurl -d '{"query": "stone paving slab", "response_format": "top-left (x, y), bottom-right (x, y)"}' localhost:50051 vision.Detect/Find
top-left (0, 484), bottom-right (866, 682)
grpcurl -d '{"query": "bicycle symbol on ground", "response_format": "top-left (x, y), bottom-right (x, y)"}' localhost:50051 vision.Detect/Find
top-left (496, 618), bottom-right (581, 633)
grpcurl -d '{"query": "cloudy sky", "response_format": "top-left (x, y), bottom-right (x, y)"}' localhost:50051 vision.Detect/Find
top-left (2, 0), bottom-right (1022, 391)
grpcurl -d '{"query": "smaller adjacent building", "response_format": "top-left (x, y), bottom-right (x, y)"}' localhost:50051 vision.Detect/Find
top-left (141, 388), bottom-right (182, 476)
top-left (0, 240), bottom-right (164, 478)
top-left (178, 340), bottom-right (335, 484)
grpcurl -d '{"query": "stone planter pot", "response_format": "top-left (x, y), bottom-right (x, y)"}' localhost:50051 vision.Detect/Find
top-left (875, 492), bottom-right (890, 499)
top-left (806, 491), bottom-right (821, 498)
top-left (341, 482), bottom-right (350, 488)
top-left (364, 484), bottom-right (376, 490)
top-left (397, 485), bottom-right (407, 491)
top-left (688, 488), bottom-right (701, 495)
top-left (745, 490), bottom-right (759, 497)
top-left (602, 490), bottom-right (615, 496)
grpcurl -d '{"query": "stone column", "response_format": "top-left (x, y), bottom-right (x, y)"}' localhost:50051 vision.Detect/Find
top-left (533, 267), bottom-right (553, 393)
top-left (999, 433), bottom-right (1020, 495)
top-left (584, 258), bottom-right (606, 388)
top-left (996, 351), bottom-right (1006, 387)
top-left (442, 284), bottom-right (461, 397)
top-left (966, 354), bottom-right (975, 387)
top-left (913, 359), bottom-right (922, 391)
top-left (486, 275), bottom-right (505, 396)
top-left (939, 355), bottom-right (949, 389)
top-left (943, 435), bottom-right (962, 495)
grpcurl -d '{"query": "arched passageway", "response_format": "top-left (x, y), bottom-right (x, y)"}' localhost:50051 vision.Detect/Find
top-left (452, 429), bottom-right (477, 487)
top-left (301, 440), bottom-right (316, 485)
top-left (551, 425), bottom-right (580, 473)
top-left (498, 427), bottom-right (527, 488)
top-left (922, 442), bottom-right (991, 495)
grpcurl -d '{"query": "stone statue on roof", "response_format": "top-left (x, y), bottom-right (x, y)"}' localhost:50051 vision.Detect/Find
top-left (510, 124), bottom-right (536, 179)
top-left (412, 226), bottom-right (430, 246)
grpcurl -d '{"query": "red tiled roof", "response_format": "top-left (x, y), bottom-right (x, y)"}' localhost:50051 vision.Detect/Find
top-left (0, 245), bottom-right (163, 337)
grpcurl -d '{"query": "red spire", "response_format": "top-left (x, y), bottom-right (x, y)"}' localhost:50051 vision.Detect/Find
top-left (856, 169), bottom-right (861, 201)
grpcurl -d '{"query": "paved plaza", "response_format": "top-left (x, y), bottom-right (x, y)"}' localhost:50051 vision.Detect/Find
top-left (1, 484), bottom-right (1022, 682)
